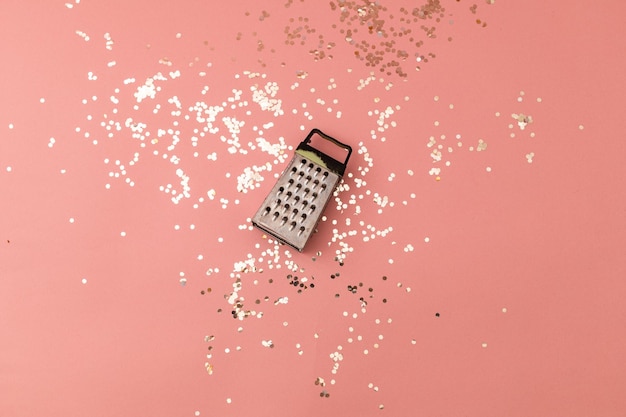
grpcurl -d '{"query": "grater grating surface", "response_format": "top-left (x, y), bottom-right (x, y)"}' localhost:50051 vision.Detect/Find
top-left (252, 129), bottom-right (352, 252)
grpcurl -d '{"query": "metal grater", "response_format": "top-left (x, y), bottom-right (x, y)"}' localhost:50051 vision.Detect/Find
top-left (252, 129), bottom-right (352, 252)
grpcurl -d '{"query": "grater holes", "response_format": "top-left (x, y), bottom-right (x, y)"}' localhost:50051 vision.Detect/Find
top-left (289, 221), bottom-right (297, 231)
top-left (281, 216), bottom-right (288, 226)
top-left (263, 206), bottom-right (271, 216)
top-left (300, 159), bottom-right (307, 165)
top-left (320, 183), bottom-right (327, 191)
top-left (274, 199), bottom-right (282, 208)
top-left (303, 187), bottom-right (310, 197)
top-left (301, 200), bottom-right (308, 208)
top-left (300, 213), bottom-right (307, 223)
top-left (309, 204), bottom-right (316, 213)
top-left (273, 211), bottom-right (280, 220)
top-left (293, 195), bottom-right (301, 204)
top-left (298, 226), bottom-right (305, 236)
top-left (313, 179), bottom-right (320, 188)
top-left (290, 167), bottom-right (298, 175)
top-left (295, 183), bottom-right (302, 192)
top-left (283, 203), bottom-right (290, 212)
top-left (278, 186), bottom-right (284, 194)
top-left (311, 192), bottom-right (318, 201)
top-left (305, 175), bottom-right (312, 185)
top-left (315, 166), bottom-right (322, 175)
top-left (307, 163), bottom-right (314, 172)
top-left (291, 208), bottom-right (299, 219)
top-left (285, 191), bottom-right (293, 200)
top-left (298, 171), bottom-right (305, 180)
top-left (287, 178), bottom-right (295, 187)
top-left (323, 171), bottom-right (329, 178)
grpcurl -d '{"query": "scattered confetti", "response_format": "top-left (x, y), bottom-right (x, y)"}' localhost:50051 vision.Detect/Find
top-left (8, 2), bottom-right (609, 415)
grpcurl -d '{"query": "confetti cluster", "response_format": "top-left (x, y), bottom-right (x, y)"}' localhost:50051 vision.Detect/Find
top-left (281, 0), bottom-right (495, 76)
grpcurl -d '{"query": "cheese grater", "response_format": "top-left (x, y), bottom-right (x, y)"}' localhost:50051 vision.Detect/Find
top-left (252, 129), bottom-right (352, 252)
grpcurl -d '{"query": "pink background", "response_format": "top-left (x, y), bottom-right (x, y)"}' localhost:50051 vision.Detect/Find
top-left (2, 1), bottom-right (625, 416)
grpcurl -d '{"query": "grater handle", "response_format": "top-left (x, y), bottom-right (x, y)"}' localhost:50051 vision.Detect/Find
top-left (304, 129), bottom-right (352, 167)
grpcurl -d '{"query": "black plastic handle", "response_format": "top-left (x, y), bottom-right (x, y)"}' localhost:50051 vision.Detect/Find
top-left (303, 128), bottom-right (352, 167)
